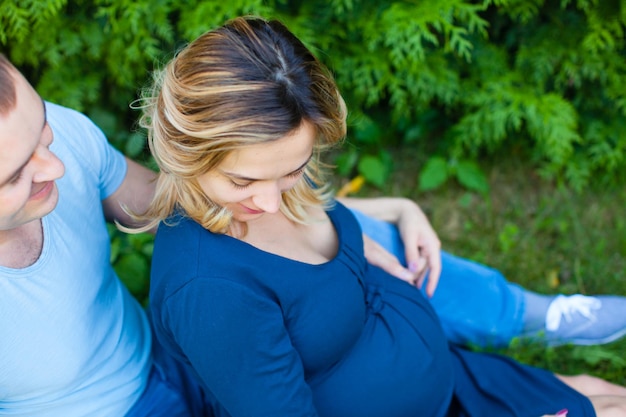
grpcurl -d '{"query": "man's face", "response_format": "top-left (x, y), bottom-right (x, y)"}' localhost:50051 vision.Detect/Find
top-left (0, 70), bottom-right (65, 231)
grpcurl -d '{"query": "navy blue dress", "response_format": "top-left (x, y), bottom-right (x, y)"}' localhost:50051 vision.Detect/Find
top-left (150, 201), bottom-right (596, 417)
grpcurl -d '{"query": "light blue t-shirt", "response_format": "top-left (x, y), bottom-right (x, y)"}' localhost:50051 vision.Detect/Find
top-left (0, 103), bottom-right (151, 416)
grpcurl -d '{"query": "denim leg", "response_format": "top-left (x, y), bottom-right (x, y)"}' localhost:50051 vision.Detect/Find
top-left (125, 309), bottom-right (213, 417)
top-left (350, 208), bottom-right (525, 347)
top-left (125, 331), bottom-right (212, 417)
top-left (125, 363), bottom-right (194, 417)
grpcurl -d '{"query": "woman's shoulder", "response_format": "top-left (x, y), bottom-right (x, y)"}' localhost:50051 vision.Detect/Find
top-left (152, 214), bottom-right (228, 278)
top-left (326, 199), bottom-right (362, 242)
top-left (155, 211), bottom-right (228, 246)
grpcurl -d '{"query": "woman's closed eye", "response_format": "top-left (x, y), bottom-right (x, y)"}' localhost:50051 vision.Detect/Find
top-left (229, 168), bottom-right (305, 190)
top-left (287, 167), bottom-right (305, 179)
top-left (230, 180), bottom-right (251, 190)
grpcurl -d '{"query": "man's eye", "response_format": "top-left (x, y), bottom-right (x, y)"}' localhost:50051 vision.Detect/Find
top-left (10, 172), bottom-right (24, 184)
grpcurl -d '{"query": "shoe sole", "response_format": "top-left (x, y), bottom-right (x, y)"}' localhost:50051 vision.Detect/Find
top-left (546, 325), bottom-right (626, 347)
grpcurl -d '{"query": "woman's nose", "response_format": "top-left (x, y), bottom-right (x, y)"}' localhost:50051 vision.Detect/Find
top-left (252, 182), bottom-right (282, 213)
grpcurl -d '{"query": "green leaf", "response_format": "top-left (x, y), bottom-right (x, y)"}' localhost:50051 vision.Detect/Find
top-left (114, 253), bottom-right (149, 296)
top-left (404, 124), bottom-right (424, 143)
top-left (455, 160), bottom-right (489, 194)
top-left (357, 155), bottom-right (387, 188)
top-left (418, 156), bottom-right (449, 191)
top-left (124, 132), bottom-right (147, 158)
top-left (498, 222), bottom-right (520, 254)
top-left (128, 232), bottom-right (155, 251)
top-left (353, 117), bottom-right (382, 145)
top-left (109, 236), bottom-right (121, 263)
top-left (141, 241), bottom-right (155, 258)
top-left (571, 346), bottom-right (626, 367)
top-left (335, 148), bottom-right (359, 177)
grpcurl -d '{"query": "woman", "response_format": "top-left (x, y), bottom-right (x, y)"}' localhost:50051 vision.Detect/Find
top-left (136, 16), bottom-right (626, 417)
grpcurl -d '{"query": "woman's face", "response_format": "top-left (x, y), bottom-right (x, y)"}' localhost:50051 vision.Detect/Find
top-left (197, 121), bottom-right (316, 223)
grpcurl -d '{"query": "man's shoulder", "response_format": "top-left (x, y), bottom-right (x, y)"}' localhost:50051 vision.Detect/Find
top-left (45, 101), bottom-right (94, 130)
top-left (45, 101), bottom-right (112, 163)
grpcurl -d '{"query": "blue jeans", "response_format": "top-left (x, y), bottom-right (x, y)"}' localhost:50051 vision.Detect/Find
top-left (351, 208), bottom-right (526, 347)
top-left (125, 364), bottom-right (193, 417)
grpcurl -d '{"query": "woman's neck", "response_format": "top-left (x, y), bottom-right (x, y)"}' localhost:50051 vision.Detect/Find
top-left (232, 207), bottom-right (338, 265)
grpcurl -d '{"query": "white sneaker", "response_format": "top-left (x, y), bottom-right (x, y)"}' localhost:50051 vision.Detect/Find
top-left (540, 295), bottom-right (626, 346)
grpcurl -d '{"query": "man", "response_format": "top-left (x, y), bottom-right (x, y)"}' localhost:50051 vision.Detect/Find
top-left (0, 54), bottom-right (206, 416)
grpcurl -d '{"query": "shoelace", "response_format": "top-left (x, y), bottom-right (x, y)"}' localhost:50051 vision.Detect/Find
top-left (545, 295), bottom-right (602, 331)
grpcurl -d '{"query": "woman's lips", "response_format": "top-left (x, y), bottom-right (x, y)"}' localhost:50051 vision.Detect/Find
top-left (240, 204), bottom-right (264, 214)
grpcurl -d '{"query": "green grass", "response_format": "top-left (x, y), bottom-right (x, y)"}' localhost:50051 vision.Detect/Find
top-left (347, 147), bottom-right (626, 385)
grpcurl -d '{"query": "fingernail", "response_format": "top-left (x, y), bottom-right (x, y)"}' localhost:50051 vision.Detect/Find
top-left (555, 409), bottom-right (568, 416)
top-left (408, 261), bottom-right (419, 273)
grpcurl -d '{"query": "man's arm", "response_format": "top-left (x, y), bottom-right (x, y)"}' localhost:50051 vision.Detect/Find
top-left (102, 157), bottom-right (157, 228)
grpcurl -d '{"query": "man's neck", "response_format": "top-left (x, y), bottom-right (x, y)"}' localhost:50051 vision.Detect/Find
top-left (0, 220), bottom-right (44, 269)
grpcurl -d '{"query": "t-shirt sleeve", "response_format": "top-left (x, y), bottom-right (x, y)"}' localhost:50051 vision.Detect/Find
top-left (80, 117), bottom-right (127, 201)
top-left (45, 102), bottom-right (127, 201)
top-left (162, 277), bottom-right (319, 417)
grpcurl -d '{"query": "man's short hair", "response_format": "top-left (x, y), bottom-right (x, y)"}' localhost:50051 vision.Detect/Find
top-left (0, 54), bottom-right (17, 115)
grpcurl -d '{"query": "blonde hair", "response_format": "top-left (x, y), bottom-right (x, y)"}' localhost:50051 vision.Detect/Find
top-left (132, 16), bottom-right (347, 234)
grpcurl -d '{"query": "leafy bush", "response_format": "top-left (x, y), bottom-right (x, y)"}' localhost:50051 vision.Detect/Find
top-left (2, 0), bottom-right (624, 191)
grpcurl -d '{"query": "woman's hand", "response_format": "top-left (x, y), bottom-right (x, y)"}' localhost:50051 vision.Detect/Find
top-left (362, 234), bottom-right (417, 284)
top-left (340, 197), bottom-right (442, 297)
top-left (394, 199), bottom-right (441, 297)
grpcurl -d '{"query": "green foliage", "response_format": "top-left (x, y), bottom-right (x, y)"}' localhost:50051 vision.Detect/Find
top-left (357, 154), bottom-right (389, 188)
top-left (487, 339), bottom-right (626, 386)
top-left (3, 0), bottom-right (625, 193)
top-left (0, 0), bottom-right (66, 44)
top-left (498, 222), bottom-right (520, 254)
top-left (418, 157), bottom-right (489, 195)
top-left (571, 345), bottom-right (626, 368)
top-left (108, 224), bottom-right (153, 305)
top-left (419, 157), bottom-right (450, 191)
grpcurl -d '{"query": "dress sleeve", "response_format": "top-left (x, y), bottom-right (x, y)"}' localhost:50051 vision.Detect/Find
top-left (162, 277), bottom-right (320, 417)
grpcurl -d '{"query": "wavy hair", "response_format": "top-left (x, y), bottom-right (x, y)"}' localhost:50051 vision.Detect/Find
top-left (132, 16), bottom-right (347, 234)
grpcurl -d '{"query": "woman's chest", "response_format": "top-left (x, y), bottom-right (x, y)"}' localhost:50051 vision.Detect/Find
top-left (243, 210), bottom-right (338, 264)
top-left (272, 260), bottom-right (367, 378)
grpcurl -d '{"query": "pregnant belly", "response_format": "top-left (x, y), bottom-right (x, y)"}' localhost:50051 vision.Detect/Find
top-left (310, 271), bottom-right (455, 417)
